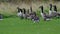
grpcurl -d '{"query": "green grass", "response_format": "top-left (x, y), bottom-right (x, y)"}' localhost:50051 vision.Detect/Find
top-left (0, 17), bottom-right (60, 34)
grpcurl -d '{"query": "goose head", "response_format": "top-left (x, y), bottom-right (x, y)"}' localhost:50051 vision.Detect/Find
top-left (17, 7), bottom-right (22, 13)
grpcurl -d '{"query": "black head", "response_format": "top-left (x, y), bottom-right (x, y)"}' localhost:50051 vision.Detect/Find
top-left (17, 7), bottom-right (21, 11)
top-left (49, 4), bottom-right (52, 10)
top-left (50, 4), bottom-right (52, 7)
top-left (39, 6), bottom-right (43, 13)
top-left (53, 5), bottom-right (57, 12)
top-left (17, 7), bottom-right (22, 12)
top-left (17, 7), bottom-right (20, 9)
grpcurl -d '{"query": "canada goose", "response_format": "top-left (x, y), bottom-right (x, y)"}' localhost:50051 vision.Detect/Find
top-left (39, 6), bottom-right (51, 21)
top-left (25, 7), bottom-right (37, 20)
top-left (53, 5), bottom-right (60, 18)
top-left (0, 14), bottom-right (3, 20)
top-left (29, 11), bottom-right (37, 20)
top-left (23, 8), bottom-right (27, 19)
top-left (26, 9), bottom-right (31, 19)
top-left (49, 4), bottom-right (57, 17)
top-left (17, 7), bottom-right (23, 19)
top-left (17, 7), bottom-right (23, 17)
top-left (49, 4), bottom-right (53, 15)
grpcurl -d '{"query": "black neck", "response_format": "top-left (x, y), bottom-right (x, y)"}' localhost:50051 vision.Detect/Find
top-left (41, 6), bottom-right (43, 13)
top-left (30, 7), bottom-right (32, 12)
top-left (17, 8), bottom-right (22, 13)
top-left (50, 6), bottom-right (52, 11)
top-left (50, 4), bottom-right (52, 11)
top-left (54, 6), bottom-right (57, 12)
top-left (23, 9), bottom-right (26, 14)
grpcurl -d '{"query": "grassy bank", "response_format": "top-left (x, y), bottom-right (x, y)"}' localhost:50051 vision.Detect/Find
top-left (0, 16), bottom-right (60, 34)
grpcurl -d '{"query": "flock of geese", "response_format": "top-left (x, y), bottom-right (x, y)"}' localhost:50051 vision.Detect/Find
top-left (0, 4), bottom-right (60, 23)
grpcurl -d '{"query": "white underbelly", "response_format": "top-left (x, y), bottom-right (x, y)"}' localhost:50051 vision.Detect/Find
top-left (41, 13), bottom-right (44, 18)
top-left (17, 12), bottom-right (23, 16)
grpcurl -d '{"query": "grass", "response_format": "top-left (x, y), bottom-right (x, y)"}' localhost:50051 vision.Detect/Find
top-left (0, 16), bottom-right (60, 34)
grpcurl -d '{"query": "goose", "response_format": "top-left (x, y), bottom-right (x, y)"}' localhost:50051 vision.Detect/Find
top-left (29, 6), bottom-right (37, 19)
top-left (49, 4), bottom-right (57, 17)
top-left (24, 7), bottom-right (36, 20)
top-left (17, 7), bottom-right (23, 19)
top-left (53, 5), bottom-right (60, 18)
top-left (26, 9), bottom-right (31, 19)
top-left (29, 7), bottom-right (39, 23)
top-left (0, 14), bottom-right (3, 20)
top-left (49, 4), bottom-right (53, 16)
top-left (39, 6), bottom-right (51, 21)
top-left (23, 8), bottom-right (27, 19)
top-left (17, 7), bottom-right (23, 16)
